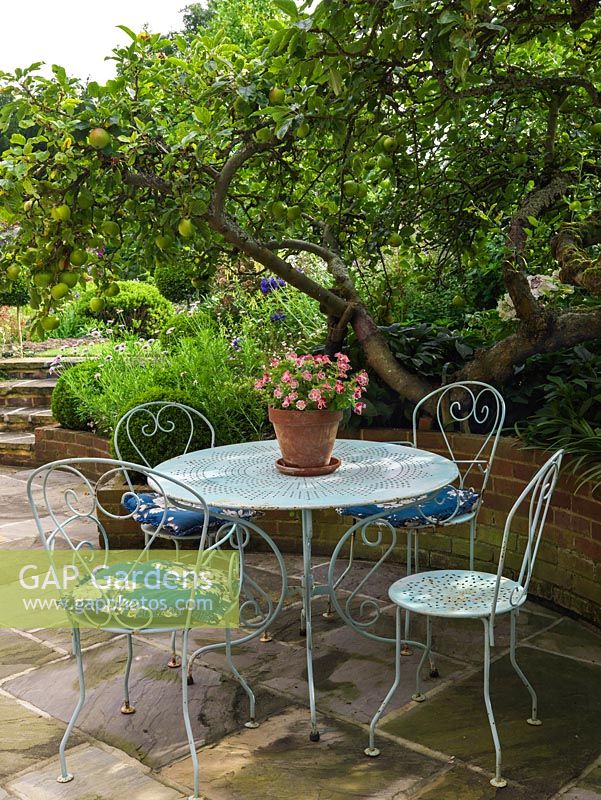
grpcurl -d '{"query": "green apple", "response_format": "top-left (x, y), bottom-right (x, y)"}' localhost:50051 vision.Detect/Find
top-left (287, 205), bottom-right (302, 221)
top-left (59, 271), bottom-right (79, 288)
top-left (378, 154), bottom-right (394, 170)
top-left (41, 316), bottom-right (60, 332)
top-left (343, 180), bottom-right (359, 197)
top-left (50, 283), bottom-right (70, 301)
top-left (77, 189), bottom-right (94, 209)
top-left (271, 201), bottom-right (288, 220)
top-left (33, 271), bottom-right (53, 288)
top-left (104, 283), bottom-right (120, 297)
top-left (178, 218), bottom-right (195, 238)
top-left (6, 265), bottom-right (21, 280)
top-left (387, 232), bottom-right (403, 247)
top-left (155, 234), bottom-right (170, 251)
top-left (101, 220), bottom-right (120, 237)
top-left (295, 122), bottom-right (310, 138)
top-left (590, 122), bottom-right (601, 137)
top-left (382, 136), bottom-right (397, 153)
top-left (89, 297), bottom-right (106, 312)
top-left (51, 204), bottom-right (71, 222)
top-left (452, 294), bottom-right (466, 307)
top-left (70, 249), bottom-right (88, 267)
top-left (88, 127), bottom-right (111, 149)
top-left (269, 87), bottom-right (285, 105)
top-left (254, 127), bottom-right (272, 143)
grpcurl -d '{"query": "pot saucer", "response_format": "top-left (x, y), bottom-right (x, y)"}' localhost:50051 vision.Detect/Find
top-left (275, 456), bottom-right (341, 477)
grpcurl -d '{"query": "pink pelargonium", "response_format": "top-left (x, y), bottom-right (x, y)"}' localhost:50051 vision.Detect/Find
top-left (273, 387), bottom-right (283, 398)
top-left (301, 370), bottom-right (313, 381)
top-left (357, 371), bottom-right (369, 387)
top-left (308, 388), bottom-right (322, 401)
top-left (354, 402), bottom-right (367, 415)
top-left (281, 370), bottom-right (292, 383)
top-left (334, 381), bottom-right (345, 394)
top-left (296, 399), bottom-right (307, 410)
top-left (317, 397), bottom-right (327, 409)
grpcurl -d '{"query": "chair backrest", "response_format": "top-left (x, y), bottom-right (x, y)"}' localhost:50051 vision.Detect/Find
top-left (491, 449), bottom-right (564, 628)
top-left (113, 402), bottom-right (215, 468)
top-left (411, 381), bottom-right (505, 497)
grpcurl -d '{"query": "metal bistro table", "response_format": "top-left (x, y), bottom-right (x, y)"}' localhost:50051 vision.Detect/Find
top-left (153, 438), bottom-right (459, 740)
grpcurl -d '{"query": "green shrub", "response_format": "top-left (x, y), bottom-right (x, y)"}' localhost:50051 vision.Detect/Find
top-left (111, 387), bottom-right (214, 467)
top-left (73, 281), bottom-right (173, 338)
top-left (51, 361), bottom-right (101, 431)
top-left (154, 262), bottom-right (205, 303)
top-left (159, 310), bottom-right (213, 351)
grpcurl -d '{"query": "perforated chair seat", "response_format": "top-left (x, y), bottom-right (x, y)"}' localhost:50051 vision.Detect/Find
top-left (388, 570), bottom-right (527, 619)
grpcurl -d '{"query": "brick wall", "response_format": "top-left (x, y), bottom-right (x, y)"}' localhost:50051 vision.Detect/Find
top-left (34, 425), bottom-right (601, 626)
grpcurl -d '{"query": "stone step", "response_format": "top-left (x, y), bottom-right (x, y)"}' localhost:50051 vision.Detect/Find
top-left (0, 407), bottom-right (53, 431)
top-left (0, 379), bottom-right (57, 408)
top-left (0, 356), bottom-right (83, 380)
top-left (0, 430), bottom-right (35, 466)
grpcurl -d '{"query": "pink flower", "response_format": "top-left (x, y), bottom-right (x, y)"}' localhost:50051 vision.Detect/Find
top-left (357, 370), bottom-right (369, 387)
top-left (316, 370), bottom-right (325, 380)
top-left (281, 370), bottom-right (292, 383)
top-left (336, 352), bottom-right (350, 363)
top-left (296, 400), bottom-right (307, 410)
top-left (274, 387), bottom-right (283, 398)
top-left (290, 379), bottom-right (299, 389)
top-left (353, 388), bottom-right (363, 399)
top-left (334, 381), bottom-right (345, 394)
top-left (289, 392), bottom-right (298, 401)
top-left (308, 388), bottom-right (321, 401)
top-left (354, 402), bottom-right (367, 415)
top-left (254, 379), bottom-right (265, 390)
top-left (302, 370), bottom-right (312, 381)
top-left (270, 357), bottom-right (280, 367)
top-left (282, 396), bottom-right (291, 408)
top-left (317, 397), bottom-right (327, 409)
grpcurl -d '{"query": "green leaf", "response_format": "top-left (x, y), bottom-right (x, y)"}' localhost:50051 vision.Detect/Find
top-left (328, 67), bottom-right (343, 96)
top-left (117, 25), bottom-right (138, 42)
top-left (274, 0), bottom-right (298, 18)
top-left (10, 133), bottom-right (26, 146)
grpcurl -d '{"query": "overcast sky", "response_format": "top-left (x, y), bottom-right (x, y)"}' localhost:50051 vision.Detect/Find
top-left (1, 1), bottom-right (187, 83)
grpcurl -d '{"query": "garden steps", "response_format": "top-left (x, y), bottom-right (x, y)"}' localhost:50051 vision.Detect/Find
top-left (0, 430), bottom-right (35, 466)
top-left (0, 407), bottom-right (53, 431)
top-left (0, 356), bottom-right (83, 380)
top-left (0, 378), bottom-right (56, 409)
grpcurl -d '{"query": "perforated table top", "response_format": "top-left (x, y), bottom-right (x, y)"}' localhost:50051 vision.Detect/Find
top-left (153, 439), bottom-right (459, 512)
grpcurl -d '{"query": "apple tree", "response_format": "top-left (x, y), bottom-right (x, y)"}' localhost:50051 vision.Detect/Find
top-left (0, 0), bottom-right (600, 400)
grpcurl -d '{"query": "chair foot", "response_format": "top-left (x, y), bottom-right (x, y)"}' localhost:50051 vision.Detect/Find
top-left (527, 717), bottom-right (542, 726)
top-left (299, 628), bottom-right (307, 637)
top-left (309, 730), bottom-right (320, 742)
top-left (364, 747), bottom-right (380, 757)
top-left (187, 674), bottom-right (194, 686)
top-left (259, 631), bottom-right (273, 643)
top-left (244, 719), bottom-right (260, 729)
top-left (490, 777), bottom-right (507, 788)
top-left (322, 610), bottom-right (336, 620)
top-left (429, 668), bottom-right (439, 678)
top-left (400, 644), bottom-right (413, 657)
top-left (167, 655), bottom-right (181, 669)
top-left (120, 701), bottom-right (136, 715)
top-left (411, 692), bottom-right (427, 703)
top-left (57, 773), bottom-right (74, 784)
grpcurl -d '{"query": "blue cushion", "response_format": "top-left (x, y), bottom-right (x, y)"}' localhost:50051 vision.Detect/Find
top-left (337, 487), bottom-right (479, 528)
top-left (122, 492), bottom-right (256, 537)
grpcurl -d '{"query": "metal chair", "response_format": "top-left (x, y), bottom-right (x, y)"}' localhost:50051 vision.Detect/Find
top-left (364, 450), bottom-right (563, 788)
top-left (26, 457), bottom-right (287, 800)
top-left (332, 382), bottom-right (505, 661)
top-left (114, 401), bottom-right (252, 667)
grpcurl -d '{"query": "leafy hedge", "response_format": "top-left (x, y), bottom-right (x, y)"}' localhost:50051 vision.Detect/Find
top-left (73, 280), bottom-right (172, 338)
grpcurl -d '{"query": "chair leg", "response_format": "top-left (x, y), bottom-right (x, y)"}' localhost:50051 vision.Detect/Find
top-left (482, 619), bottom-right (506, 788)
top-left (121, 633), bottom-right (136, 714)
top-left (401, 531), bottom-right (413, 657)
top-left (365, 606), bottom-right (403, 757)
top-left (225, 630), bottom-right (258, 728)
top-left (413, 616), bottom-right (432, 702)
top-left (469, 517), bottom-right (476, 571)
top-left (57, 628), bottom-right (85, 783)
top-left (168, 630), bottom-right (181, 668)
top-left (181, 629), bottom-right (201, 800)
top-left (509, 610), bottom-right (541, 726)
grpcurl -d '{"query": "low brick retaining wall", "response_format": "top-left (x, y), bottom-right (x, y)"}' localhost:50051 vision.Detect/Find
top-left (34, 425), bottom-right (601, 626)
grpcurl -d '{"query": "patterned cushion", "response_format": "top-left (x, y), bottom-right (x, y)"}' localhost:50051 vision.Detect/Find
top-left (337, 487), bottom-right (479, 528)
top-left (122, 492), bottom-right (257, 537)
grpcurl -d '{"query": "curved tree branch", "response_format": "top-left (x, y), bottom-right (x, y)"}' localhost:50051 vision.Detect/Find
top-left (552, 211), bottom-right (601, 295)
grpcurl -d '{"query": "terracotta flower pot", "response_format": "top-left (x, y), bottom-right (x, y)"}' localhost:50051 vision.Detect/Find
top-left (268, 407), bottom-right (343, 468)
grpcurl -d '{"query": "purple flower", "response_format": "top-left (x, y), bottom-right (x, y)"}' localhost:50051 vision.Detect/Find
top-left (260, 276), bottom-right (286, 295)
top-left (270, 312), bottom-right (286, 322)
top-left (231, 337), bottom-right (242, 350)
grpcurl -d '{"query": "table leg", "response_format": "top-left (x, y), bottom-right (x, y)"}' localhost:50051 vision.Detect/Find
top-left (301, 509), bottom-right (320, 742)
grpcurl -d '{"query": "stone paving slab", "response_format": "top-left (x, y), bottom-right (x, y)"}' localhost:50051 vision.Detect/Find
top-left (415, 765), bottom-right (532, 799)
top-left (379, 648), bottom-right (601, 796)
top-left (0, 693), bottom-right (80, 779)
top-left (7, 744), bottom-right (182, 800)
top-left (0, 630), bottom-right (58, 680)
top-left (4, 637), bottom-right (289, 770)
top-left (526, 618), bottom-right (601, 665)
top-left (162, 707), bottom-right (446, 800)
